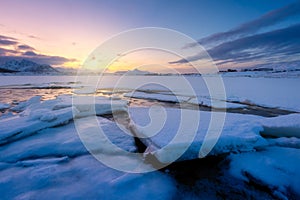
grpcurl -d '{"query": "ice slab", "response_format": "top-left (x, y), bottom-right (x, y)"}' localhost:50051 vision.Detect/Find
top-left (129, 107), bottom-right (267, 163)
top-left (124, 91), bottom-right (246, 109)
top-left (124, 91), bottom-right (190, 103)
top-left (0, 117), bottom-right (136, 163)
top-left (0, 103), bottom-right (10, 110)
top-left (0, 112), bottom-right (176, 199)
top-left (188, 96), bottom-right (247, 109)
top-left (261, 114), bottom-right (300, 138)
top-left (0, 95), bottom-right (128, 145)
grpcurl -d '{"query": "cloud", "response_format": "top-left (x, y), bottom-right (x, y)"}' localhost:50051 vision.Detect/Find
top-left (26, 55), bottom-right (77, 66)
top-left (0, 35), bottom-right (18, 46)
top-left (0, 34), bottom-right (77, 66)
top-left (170, 23), bottom-right (300, 65)
top-left (0, 39), bottom-right (18, 46)
top-left (186, 1), bottom-right (300, 48)
top-left (28, 35), bottom-right (42, 40)
top-left (22, 51), bottom-right (38, 56)
top-left (18, 44), bottom-right (36, 51)
top-left (0, 35), bottom-right (17, 41)
top-left (0, 47), bottom-right (18, 56)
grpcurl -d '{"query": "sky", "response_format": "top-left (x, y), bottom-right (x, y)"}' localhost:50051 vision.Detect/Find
top-left (0, 0), bottom-right (299, 72)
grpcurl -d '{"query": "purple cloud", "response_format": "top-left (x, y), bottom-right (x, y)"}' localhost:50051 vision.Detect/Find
top-left (170, 24), bottom-right (300, 65)
top-left (0, 34), bottom-right (77, 66)
top-left (185, 1), bottom-right (300, 48)
top-left (18, 44), bottom-right (36, 51)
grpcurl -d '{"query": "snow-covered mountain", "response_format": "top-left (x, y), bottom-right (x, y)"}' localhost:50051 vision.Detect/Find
top-left (115, 69), bottom-right (158, 75)
top-left (0, 59), bottom-right (59, 74)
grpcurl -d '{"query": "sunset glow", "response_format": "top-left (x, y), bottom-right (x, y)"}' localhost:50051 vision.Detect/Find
top-left (1, 0), bottom-right (299, 72)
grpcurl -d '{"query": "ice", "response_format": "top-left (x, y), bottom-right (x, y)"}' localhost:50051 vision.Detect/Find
top-left (267, 137), bottom-right (300, 149)
top-left (0, 117), bottom-right (137, 163)
top-left (128, 108), bottom-right (300, 163)
top-left (0, 76), bottom-right (78, 87)
top-left (261, 114), bottom-right (300, 138)
top-left (94, 75), bottom-right (300, 112)
top-left (0, 107), bottom-right (73, 145)
top-left (0, 154), bottom-right (176, 199)
top-left (124, 91), bottom-right (190, 103)
top-left (0, 111), bottom-right (176, 199)
top-left (0, 95), bottom-right (128, 145)
top-left (228, 147), bottom-right (300, 199)
top-left (124, 91), bottom-right (246, 109)
top-left (0, 102), bottom-right (10, 110)
top-left (1, 75), bottom-right (299, 112)
top-left (129, 107), bottom-right (267, 163)
top-left (188, 96), bottom-right (247, 109)
top-left (0, 75), bottom-right (300, 198)
top-left (11, 96), bottom-right (41, 112)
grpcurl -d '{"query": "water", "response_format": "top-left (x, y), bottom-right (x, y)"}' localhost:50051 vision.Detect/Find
top-left (0, 76), bottom-right (296, 117)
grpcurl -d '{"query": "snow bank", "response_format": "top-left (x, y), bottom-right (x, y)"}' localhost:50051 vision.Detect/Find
top-left (229, 147), bottom-right (300, 199)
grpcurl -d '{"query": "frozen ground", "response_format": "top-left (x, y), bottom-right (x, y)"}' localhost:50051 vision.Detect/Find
top-left (0, 74), bottom-right (299, 199)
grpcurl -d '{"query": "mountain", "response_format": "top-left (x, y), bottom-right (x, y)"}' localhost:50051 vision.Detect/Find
top-left (0, 59), bottom-right (59, 74)
top-left (114, 69), bottom-right (158, 75)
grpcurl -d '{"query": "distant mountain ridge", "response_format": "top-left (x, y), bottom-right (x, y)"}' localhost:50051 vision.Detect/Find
top-left (0, 59), bottom-right (59, 74)
top-left (114, 69), bottom-right (158, 75)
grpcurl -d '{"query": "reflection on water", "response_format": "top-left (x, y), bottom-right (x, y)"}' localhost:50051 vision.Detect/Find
top-left (0, 87), bottom-right (294, 118)
top-left (0, 88), bottom-right (73, 104)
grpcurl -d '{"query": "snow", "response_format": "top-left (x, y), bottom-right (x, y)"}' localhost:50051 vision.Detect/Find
top-left (129, 107), bottom-right (267, 163)
top-left (261, 114), bottom-right (300, 138)
top-left (228, 147), bottom-right (300, 199)
top-left (221, 77), bottom-right (300, 112)
top-left (97, 75), bottom-right (300, 112)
